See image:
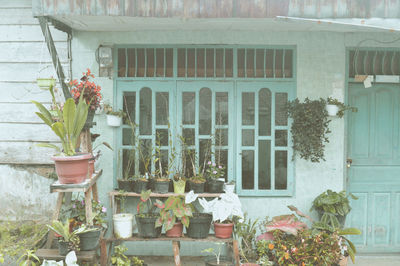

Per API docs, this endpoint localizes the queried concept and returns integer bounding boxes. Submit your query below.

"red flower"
[69,68,102,111]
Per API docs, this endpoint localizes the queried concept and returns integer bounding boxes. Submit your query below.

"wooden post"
[85,187,93,225]
[100,238,107,266]
[232,240,240,266]
[92,183,99,202]
[172,240,181,266]
[46,192,64,248]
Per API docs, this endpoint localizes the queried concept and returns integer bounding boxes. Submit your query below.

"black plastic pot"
[204,256,234,266]
[117,179,134,192]
[58,240,70,256]
[153,180,170,193]
[187,213,212,239]
[79,227,102,251]
[135,214,162,238]
[207,179,224,193]
[188,181,206,193]
[133,179,149,193]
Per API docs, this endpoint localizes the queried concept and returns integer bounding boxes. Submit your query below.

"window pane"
[123,92,136,125]
[122,128,135,146]
[242,129,254,146]
[122,149,135,179]
[275,151,287,190]
[259,88,271,136]
[156,92,169,125]
[216,92,228,125]
[275,49,283,78]
[275,93,288,126]
[215,149,228,181]
[265,49,274,77]
[246,49,255,78]
[156,129,168,146]
[139,139,152,175]
[284,50,293,78]
[259,140,271,189]
[146,48,155,77]
[242,92,255,125]
[215,129,228,146]
[182,128,195,146]
[182,92,195,125]
[140,88,152,135]
[196,48,205,77]
[118,48,126,77]
[187,48,195,77]
[137,48,145,77]
[206,48,214,77]
[178,48,185,77]
[165,48,173,77]
[237,49,245,77]
[242,150,254,189]
[275,130,288,146]
[184,149,195,178]
[199,139,212,172]
[127,48,136,77]
[156,48,164,77]
[155,149,168,178]
[255,49,264,78]
[199,87,212,135]
[225,49,233,77]
[215,48,224,77]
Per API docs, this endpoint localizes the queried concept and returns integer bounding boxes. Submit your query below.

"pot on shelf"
[186,213,212,239]
[207,179,224,193]
[58,240,71,256]
[117,179,134,192]
[214,222,234,239]
[153,179,170,193]
[79,227,102,251]
[133,179,149,193]
[52,153,91,184]
[166,222,183,238]
[188,180,206,193]
[113,213,133,238]
[106,114,122,127]
[135,214,162,238]
[173,180,186,194]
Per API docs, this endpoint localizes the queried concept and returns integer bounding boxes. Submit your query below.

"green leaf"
[63,98,76,138]
[339,228,361,236]
[155,216,163,228]
[35,143,61,152]
[31,101,52,126]
[34,112,53,127]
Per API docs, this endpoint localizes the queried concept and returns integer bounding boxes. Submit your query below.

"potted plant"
[117,121,136,192]
[185,191,213,239]
[104,104,125,127]
[202,243,234,266]
[113,191,133,238]
[224,181,235,194]
[234,214,259,266]
[32,85,90,184]
[36,77,56,90]
[311,190,358,229]
[152,131,175,193]
[111,244,146,266]
[132,174,149,193]
[326,97,357,118]
[206,161,226,193]
[155,195,193,237]
[46,220,97,256]
[199,191,243,239]
[17,249,40,266]
[69,69,102,129]
[136,189,163,238]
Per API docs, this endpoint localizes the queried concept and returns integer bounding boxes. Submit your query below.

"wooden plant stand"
[100,191,240,266]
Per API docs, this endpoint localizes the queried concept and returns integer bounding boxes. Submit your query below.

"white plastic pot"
[107,115,122,127]
[224,183,235,194]
[113,213,133,238]
[36,78,56,90]
[326,104,339,116]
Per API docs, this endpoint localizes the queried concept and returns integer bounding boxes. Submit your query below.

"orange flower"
[282,245,287,250]
[268,243,274,250]
[284,252,289,260]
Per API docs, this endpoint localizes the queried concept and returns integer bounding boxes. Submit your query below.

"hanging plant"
[287,98,331,163]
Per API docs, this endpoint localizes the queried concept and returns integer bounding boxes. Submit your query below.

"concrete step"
[350,255,400,266]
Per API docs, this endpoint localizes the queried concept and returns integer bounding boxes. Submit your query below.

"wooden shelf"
[36,249,97,262]
[50,170,103,193]
[103,234,234,243]
[109,190,222,198]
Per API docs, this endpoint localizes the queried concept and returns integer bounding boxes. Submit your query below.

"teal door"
[347,83,400,252]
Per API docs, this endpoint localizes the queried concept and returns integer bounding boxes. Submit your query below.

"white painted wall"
[70,28,400,255]
[0,0,69,220]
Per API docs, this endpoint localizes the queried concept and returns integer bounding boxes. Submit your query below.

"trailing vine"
[287,98,331,162]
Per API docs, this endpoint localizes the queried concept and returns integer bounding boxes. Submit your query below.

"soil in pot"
[58,240,71,256]
[188,180,206,193]
[117,179,134,192]
[207,179,224,193]
[52,153,91,184]
[204,256,234,266]
[214,222,234,239]
[79,227,102,251]
[166,222,183,238]
[133,179,148,193]
[153,179,170,193]
[135,214,162,238]
[187,213,212,239]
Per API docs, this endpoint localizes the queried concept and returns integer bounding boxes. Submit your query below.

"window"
[116,46,295,196]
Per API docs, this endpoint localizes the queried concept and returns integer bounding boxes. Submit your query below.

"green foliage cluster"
[111,245,144,266]
[234,214,259,263]
[287,98,331,162]
[17,250,40,266]
[155,196,193,231]
[327,97,358,118]
[60,198,107,228]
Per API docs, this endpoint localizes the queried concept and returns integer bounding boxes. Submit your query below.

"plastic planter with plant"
[113,191,133,239]
[234,214,259,265]
[202,243,234,266]
[185,191,213,239]
[136,189,164,238]
[326,97,357,118]
[32,85,90,184]
[104,104,125,127]
[206,161,226,193]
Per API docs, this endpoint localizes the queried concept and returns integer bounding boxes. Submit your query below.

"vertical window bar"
[124,48,128,77]
[223,48,226,78]
[263,49,266,78]
[204,48,206,77]
[151,90,156,173]
[211,90,216,169]
[195,90,200,167]
[185,48,188,78]
[273,49,276,78]
[270,92,276,190]
[135,48,138,77]
[254,90,259,190]
[154,48,156,77]
[144,48,147,77]
[195,48,197,78]
[253,48,256,78]
[135,91,140,175]
[164,48,166,77]
[214,48,216,77]
[282,50,286,78]
[244,49,247,78]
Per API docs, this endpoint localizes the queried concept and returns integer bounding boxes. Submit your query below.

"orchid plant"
[206,161,225,180]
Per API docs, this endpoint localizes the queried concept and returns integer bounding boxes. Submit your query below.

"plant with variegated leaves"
[136,189,164,217]
[155,195,193,231]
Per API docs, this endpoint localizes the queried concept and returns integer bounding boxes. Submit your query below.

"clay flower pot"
[166,222,183,238]
[214,222,234,239]
[52,153,91,184]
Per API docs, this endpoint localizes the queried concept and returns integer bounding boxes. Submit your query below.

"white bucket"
[113,213,133,238]
[326,104,339,116]
[224,184,235,194]
[107,115,122,127]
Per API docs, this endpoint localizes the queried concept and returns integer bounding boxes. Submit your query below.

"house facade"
[1,0,400,256]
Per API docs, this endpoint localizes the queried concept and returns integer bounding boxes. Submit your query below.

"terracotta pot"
[166,222,183,238]
[88,157,95,178]
[338,256,348,266]
[52,153,91,184]
[214,222,233,239]
[241,263,259,266]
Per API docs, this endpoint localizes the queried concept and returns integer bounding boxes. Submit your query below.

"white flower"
[185,190,198,204]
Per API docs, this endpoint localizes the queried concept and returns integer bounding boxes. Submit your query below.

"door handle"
[346,158,353,168]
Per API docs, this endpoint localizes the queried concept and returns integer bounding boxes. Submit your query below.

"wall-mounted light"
[96,45,113,77]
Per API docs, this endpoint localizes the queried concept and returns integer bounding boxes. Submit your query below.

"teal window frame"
[113,45,296,197]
